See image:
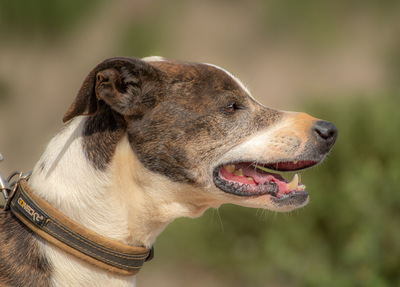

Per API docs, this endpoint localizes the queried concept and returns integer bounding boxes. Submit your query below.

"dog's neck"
[28,117,217,286]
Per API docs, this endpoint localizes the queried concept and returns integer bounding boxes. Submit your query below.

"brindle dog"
[0,57,337,287]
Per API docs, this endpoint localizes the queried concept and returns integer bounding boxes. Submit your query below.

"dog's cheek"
[125,117,228,184]
[126,124,193,183]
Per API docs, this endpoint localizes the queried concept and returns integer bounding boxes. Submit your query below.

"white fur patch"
[142,56,165,62]
[30,118,135,287]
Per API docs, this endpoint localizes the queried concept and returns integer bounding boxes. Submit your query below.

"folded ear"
[63,57,164,122]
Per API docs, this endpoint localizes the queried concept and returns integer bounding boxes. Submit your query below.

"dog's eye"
[222,103,238,114]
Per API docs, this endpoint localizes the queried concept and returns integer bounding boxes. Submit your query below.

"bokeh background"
[1,0,400,286]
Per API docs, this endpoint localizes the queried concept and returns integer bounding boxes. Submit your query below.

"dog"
[0,56,337,287]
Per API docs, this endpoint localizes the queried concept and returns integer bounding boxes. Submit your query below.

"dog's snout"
[313,120,338,149]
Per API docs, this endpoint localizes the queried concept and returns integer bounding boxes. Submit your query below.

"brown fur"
[0,212,51,287]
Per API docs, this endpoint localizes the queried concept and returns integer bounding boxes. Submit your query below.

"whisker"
[215,208,224,232]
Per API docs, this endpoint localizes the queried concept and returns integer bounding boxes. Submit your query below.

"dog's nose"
[313,120,338,150]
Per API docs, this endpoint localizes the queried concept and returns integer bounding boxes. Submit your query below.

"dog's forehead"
[204,63,252,96]
[143,57,250,95]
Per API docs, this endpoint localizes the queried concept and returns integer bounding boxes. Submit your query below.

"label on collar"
[11,188,47,227]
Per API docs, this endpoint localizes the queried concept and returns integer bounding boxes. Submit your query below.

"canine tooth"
[293,160,298,164]
[234,168,244,177]
[286,174,299,190]
[247,177,254,181]
[225,165,235,173]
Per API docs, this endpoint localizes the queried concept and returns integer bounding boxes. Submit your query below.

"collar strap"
[9,179,153,276]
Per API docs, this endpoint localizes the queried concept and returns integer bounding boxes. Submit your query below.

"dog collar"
[7,179,153,276]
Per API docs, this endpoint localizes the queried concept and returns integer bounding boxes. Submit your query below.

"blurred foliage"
[119,18,167,58]
[119,22,164,58]
[387,39,400,89]
[261,0,400,49]
[0,0,102,41]
[153,94,400,287]
[117,2,181,57]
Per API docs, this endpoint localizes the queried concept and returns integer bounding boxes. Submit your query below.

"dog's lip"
[212,160,318,200]
[254,160,320,172]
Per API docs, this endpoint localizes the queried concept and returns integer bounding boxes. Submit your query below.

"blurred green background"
[1,0,399,286]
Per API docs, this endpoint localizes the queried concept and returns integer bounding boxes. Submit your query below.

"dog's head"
[64,57,337,212]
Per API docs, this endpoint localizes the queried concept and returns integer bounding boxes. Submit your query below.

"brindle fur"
[83,106,126,170]
[0,212,51,287]
[75,58,283,183]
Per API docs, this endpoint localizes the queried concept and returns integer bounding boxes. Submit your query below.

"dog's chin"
[212,160,319,211]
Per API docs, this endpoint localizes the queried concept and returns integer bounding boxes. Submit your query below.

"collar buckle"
[0,152,31,211]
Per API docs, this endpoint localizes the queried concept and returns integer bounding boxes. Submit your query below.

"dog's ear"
[63,57,164,122]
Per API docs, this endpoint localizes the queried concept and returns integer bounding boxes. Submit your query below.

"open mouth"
[213,160,318,201]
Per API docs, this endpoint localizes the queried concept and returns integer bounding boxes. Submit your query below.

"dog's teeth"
[224,165,235,173]
[293,160,298,164]
[247,177,254,181]
[286,174,299,190]
[234,168,244,177]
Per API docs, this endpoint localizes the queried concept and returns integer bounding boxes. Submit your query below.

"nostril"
[314,121,338,143]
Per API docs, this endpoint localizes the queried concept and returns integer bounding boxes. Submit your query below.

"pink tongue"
[219,166,279,185]
[219,167,255,185]
[219,165,294,196]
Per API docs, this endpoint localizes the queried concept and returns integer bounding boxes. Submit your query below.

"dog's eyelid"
[221,102,240,114]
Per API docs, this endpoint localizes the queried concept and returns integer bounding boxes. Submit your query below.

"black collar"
[6,179,153,276]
